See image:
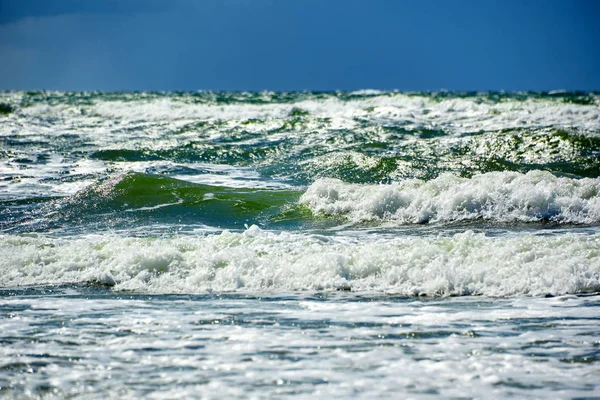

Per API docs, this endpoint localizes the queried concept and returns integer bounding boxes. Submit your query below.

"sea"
[1,90,599,399]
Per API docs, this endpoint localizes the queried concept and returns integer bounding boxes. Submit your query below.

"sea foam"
[300,171,600,224]
[1,227,599,297]
[9,92,598,134]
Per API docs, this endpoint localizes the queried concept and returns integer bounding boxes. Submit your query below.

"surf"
[1,227,599,297]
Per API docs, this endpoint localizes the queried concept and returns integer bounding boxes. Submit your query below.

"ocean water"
[1,90,599,398]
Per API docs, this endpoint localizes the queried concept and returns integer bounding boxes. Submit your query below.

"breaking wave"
[1,227,599,297]
[301,171,600,224]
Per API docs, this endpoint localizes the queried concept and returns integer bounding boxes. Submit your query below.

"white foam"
[2,91,599,202]
[6,92,600,137]
[95,94,598,134]
[300,171,600,224]
[0,155,105,199]
[1,228,599,296]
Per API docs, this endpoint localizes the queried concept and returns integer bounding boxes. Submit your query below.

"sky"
[0,0,599,92]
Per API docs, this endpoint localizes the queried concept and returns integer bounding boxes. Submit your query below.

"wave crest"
[300,171,600,224]
[1,228,599,297]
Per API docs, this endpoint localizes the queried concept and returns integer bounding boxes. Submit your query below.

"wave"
[10,91,600,133]
[5,170,600,234]
[2,173,304,233]
[1,227,599,297]
[301,171,600,224]
[3,91,599,204]
[82,128,600,186]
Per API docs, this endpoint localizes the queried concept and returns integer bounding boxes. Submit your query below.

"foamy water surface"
[1,91,599,398]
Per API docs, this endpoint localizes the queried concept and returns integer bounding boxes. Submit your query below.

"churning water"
[1,91,599,398]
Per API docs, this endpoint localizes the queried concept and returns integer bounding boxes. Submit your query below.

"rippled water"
[1,91,600,398]
[2,288,599,399]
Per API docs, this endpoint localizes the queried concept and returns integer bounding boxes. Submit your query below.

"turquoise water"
[1,91,599,398]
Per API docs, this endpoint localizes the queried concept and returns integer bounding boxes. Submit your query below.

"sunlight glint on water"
[1,91,599,398]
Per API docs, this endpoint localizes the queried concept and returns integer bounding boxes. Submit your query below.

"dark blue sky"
[1,0,599,91]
